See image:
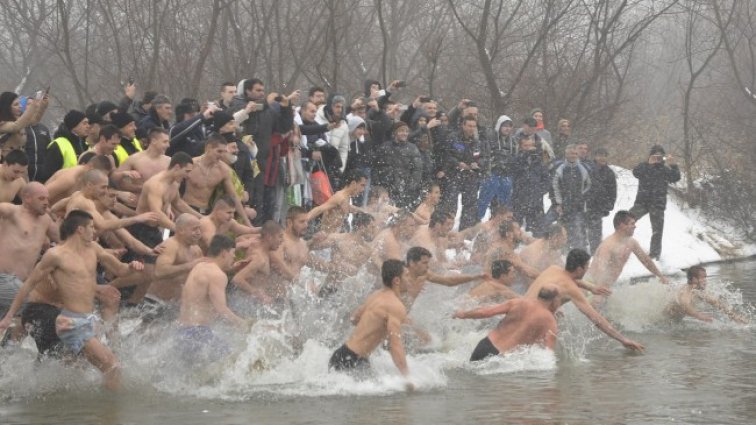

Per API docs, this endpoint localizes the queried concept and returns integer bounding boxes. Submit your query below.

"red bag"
[310,164,333,205]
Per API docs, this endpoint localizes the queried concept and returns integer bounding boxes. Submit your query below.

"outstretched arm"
[632,240,668,284]
[454,300,513,319]
[570,288,645,352]
[428,270,485,287]
[697,293,749,324]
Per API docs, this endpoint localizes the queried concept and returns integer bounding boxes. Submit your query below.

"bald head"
[81,169,107,186]
[20,181,47,199]
[175,213,200,229]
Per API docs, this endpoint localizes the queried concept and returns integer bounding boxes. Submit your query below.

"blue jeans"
[562,211,587,252]
[477,175,512,219]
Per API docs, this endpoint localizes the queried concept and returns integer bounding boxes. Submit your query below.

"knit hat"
[86,112,103,126]
[213,111,234,131]
[96,101,118,117]
[111,112,135,128]
[649,145,665,156]
[392,121,409,133]
[64,110,86,129]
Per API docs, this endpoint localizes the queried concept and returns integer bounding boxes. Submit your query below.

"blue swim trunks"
[55,310,98,354]
[175,326,231,363]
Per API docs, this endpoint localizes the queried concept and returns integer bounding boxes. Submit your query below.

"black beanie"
[213,111,234,131]
[649,145,665,156]
[111,112,135,129]
[96,101,118,117]
[64,110,86,129]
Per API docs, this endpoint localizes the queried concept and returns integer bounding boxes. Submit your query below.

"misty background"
[0,0,753,238]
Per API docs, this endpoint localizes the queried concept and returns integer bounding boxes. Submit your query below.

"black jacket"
[373,139,423,207]
[229,97,293,172]
[168,115,208,157]
[138,108,170,134]
[587,164,617,216]
[438,130,482,179]
[480,134,516,177]
[632,162,681,210]
[24,124,51,182]
[39,125,88,182]
[511,150,550,212]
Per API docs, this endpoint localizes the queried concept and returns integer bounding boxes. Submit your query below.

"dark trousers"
[629,203,665,258]
[441,173,480,231]
[562,211,587,252]
[514,204,545,238]
[586,212,604,254]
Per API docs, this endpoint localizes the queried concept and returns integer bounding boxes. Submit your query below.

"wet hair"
[343,168,367,185]
[85,155,113,172]
[148,127,168,142]
[286,206,307,221]
[352,212,374,229]
[687,265,706,283]
[212,195,235,210]
[260,220,283,237]
[3,149,28,166]
[498,220,516,238]
[207,234,235,257]
[613,210,636,229]
[491,260,513,279]
[538,286,559,301]
[206,133,228,149]
[169,152,193,169]
[545,223,565,240]
[98,124,120,142]
[60,210,94,240]
[381,259,405,288]
[565,249,591,272]
[406,246,432,264]
[429,210,453,228]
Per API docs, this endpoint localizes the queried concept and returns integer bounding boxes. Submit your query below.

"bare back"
[488,298,556,352]
[178,262,228,326]
[148,237,202,301]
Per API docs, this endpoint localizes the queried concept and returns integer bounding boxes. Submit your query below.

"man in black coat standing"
[629,145,681,260]
[585,147,617,254]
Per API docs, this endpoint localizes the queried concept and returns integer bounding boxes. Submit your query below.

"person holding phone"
[628,144,681,260]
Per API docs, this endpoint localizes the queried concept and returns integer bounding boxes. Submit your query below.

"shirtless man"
[132,152,200,255]
[313,212,378,296]
[230,221,285,307]
[306,169,368,233]
[0,210,145,390]
[114,127,171,191]
[269,206,315,282]
[145,214,206,310]
[183,134,250,226]
[413,182,442,224]
[519,223,568,273]
[467,205,514,263]
[483,221,541,281]
[409,210,455,267]
[585,210,669,306]
[176,234,246,361]
[64,169,159,233]
[402,246,485,309]
[329,259,414,391]
[46,155,113,204]
[665,265,748,324]
[524,249,645,352]
[467,260,520,301]
[370,209,416,271]
[198,196,259,253]
[0,183,59,325]
[454,285,561,361]
[0,150,29,204]
[363,186,399,228]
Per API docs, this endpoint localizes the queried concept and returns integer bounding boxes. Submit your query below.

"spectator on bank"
[511,135,550,237]
[586,147,617,254]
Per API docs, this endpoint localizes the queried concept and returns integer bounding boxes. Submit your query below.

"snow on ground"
[460,165,756,282]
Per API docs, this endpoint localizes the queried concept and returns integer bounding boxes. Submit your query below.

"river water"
[1,260,755,425]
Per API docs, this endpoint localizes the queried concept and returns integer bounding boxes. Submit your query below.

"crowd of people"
[0,78,746,391]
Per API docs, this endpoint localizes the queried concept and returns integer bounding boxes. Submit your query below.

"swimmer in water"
[584,210,669,306]
[454,284,561,360]
[329,259,414,391]
[664,265,748,324]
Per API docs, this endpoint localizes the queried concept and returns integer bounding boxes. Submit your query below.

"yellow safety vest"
[47,137,78,169]
[113,137,143,165]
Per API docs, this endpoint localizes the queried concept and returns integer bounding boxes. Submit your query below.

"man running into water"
[329,259,414,391]
[585,210,669,306]
[665,265,748,324]
[0,210,144,390]
[114,127,171,191]
[413,182,442,224]
[176,235,247,362]
[454,285,561,360]
[467,260,520,302]
[230,221,285,309]
[306,169,368,233]
[370,209,416,270]
[519,223,568,274]
[524,249,645,352]
[483,220,540,281]
[403,246,485,309]
[198,196,259,253]
[409,210,456,267]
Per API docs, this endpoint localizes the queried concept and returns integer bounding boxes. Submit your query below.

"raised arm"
[427,270,484,287]
[454,300,513,319]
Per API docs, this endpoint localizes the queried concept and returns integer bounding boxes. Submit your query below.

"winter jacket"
[168,114,208,157]
[587,164,617,216]
[138,108,170,134]
[228,80,294,172]
[315,96,349,173]
[632,162,681,210]
[437,129,482,179]
[39,125,88,182]
[511,150,550,212]
[480,115,516,177]
[373,139,423,206]
[552,160,591,214]
[24,124,51,182]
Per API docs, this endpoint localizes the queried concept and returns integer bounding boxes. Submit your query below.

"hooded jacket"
[480,115,516,177]
[315,94,349,173]
[228,79,294,172]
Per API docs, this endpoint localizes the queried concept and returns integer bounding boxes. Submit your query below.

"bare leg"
[82,337,121,391]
